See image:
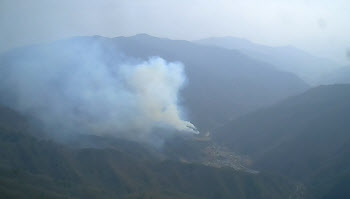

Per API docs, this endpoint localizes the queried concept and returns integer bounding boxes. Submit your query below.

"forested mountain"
[215,84,350,198]
[1,0,348,198]
[2,35,349,199]
[0,34,308,132]
[111,34,309,130]
[0,105,297,199]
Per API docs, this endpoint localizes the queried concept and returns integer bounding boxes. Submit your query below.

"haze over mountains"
[321,66,350,84]
[0,34,308,134]
[0,34,350,199]
[196,37,344,85]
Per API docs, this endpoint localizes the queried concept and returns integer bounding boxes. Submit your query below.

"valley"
[0,34,349,199]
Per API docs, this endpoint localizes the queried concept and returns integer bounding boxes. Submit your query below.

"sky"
[1,0,350,64]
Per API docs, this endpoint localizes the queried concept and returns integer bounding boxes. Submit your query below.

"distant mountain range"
[196,37,342,84]
[1,34,350,199]
[215,84,350,199]
[0,34,308,132]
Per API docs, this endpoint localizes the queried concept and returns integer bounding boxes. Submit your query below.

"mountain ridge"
[0,34,308,132]
[0,104,298,199]
[214,84,350,198]
[196,36,341,84]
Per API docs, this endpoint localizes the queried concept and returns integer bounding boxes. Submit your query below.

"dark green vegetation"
[0,106,296,199]
[215,84,350,198]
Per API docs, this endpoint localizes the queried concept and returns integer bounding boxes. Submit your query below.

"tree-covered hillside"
[215,84,350,198]
[0,106,296,199]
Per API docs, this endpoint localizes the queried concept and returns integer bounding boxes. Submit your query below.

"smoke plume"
[0,38,198,142]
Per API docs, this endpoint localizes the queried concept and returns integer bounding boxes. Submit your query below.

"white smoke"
[120,58,198,134]
[0,39,198,142]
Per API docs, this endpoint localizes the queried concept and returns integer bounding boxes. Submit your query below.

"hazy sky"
[1,0,350,64]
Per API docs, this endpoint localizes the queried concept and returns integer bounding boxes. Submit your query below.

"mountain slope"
[111,34,308,130]
[215,84,350,198]
[320,66,350,84]
[0,106,297,199]
[0,34,308,132]
[196,37,341,84]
